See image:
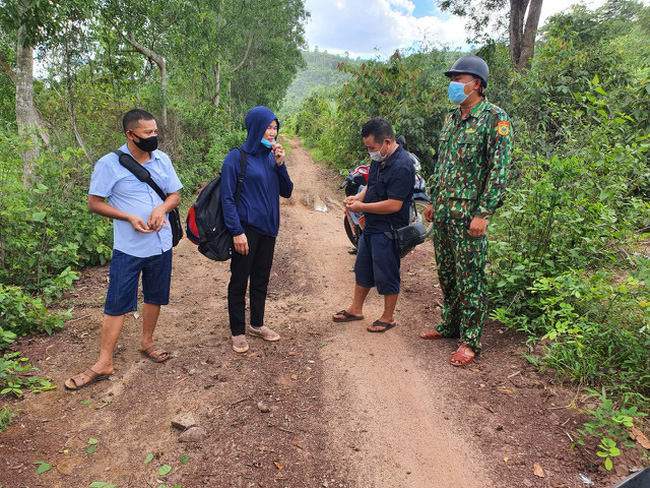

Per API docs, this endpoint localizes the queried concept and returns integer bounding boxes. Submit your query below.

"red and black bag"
[186,148,246,261]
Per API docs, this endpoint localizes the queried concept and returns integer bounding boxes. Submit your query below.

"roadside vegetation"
[291,0,650,469]
[0,0,307,431]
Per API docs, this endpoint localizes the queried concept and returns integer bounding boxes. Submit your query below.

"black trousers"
[228,226,276,336]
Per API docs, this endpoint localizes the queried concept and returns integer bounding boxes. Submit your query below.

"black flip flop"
[332,310,364,322]
[367,320,398,333]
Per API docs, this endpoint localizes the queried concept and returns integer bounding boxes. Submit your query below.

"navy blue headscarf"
[241,106,280,154]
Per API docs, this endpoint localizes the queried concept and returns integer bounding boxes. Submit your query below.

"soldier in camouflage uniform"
[422,55,513,367]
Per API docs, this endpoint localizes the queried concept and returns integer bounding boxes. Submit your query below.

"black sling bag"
[114,150,183,246]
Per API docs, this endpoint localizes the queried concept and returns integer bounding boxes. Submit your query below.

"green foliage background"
[293,0,650,425]
[0,0,307,347]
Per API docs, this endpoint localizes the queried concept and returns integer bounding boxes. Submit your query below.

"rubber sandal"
[332,310,364,322]
[451,343,475,367]
[367,320,397,333]
[64,368,112,391]
[140,345,171,363]
[420,328,444,340]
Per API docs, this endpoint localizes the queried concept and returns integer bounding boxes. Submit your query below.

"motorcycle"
[339,136,434,252]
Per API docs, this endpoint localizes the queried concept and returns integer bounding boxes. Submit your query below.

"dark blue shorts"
[355,232,401,295]
[104,249,173,316]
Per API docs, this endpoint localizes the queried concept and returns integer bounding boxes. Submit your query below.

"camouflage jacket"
[431,99,513,222]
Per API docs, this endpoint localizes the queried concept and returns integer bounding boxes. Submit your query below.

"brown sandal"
[420,328,444,340]
[140,345,171,363]
[450,343,475,367]
[64,368,112,391]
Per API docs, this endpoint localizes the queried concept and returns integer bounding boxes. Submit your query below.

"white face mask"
[369,141,388,162]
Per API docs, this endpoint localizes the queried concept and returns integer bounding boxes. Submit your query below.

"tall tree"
[173,0,308,115]
[101,0,185,129]
[0,0,58,185]
[439,0,543,69]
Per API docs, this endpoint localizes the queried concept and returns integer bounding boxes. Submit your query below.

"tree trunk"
[509,0,527,67]
[509,0,544,69]
[519,0,544,69]
[213,60,221,107]
[15,23,39,188]
[125,35,168,127]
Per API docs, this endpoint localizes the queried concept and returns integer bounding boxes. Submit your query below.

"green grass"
[0,406,15,433]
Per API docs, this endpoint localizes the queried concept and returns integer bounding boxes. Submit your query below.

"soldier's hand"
[424,204,434,222]
[469,217,488,238]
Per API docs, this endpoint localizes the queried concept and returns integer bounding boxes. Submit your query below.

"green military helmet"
[444,55,489,88]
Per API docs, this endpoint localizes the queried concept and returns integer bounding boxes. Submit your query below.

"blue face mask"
[448,80,475,105]
[260,138,275,149]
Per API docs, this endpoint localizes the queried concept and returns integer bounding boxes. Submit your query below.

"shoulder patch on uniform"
[497,120,510,136]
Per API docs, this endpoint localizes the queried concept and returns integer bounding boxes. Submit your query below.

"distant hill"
[279,50,362,119]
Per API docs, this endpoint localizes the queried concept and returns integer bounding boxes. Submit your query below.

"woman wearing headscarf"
[220,106,294,353]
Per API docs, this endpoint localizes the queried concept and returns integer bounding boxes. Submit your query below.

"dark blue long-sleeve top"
[220,106,293,237]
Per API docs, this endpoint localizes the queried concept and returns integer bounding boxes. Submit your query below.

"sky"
[303,0,610,58]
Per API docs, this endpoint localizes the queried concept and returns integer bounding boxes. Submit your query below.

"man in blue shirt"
[65,109,182,390]
[333,118,415,332]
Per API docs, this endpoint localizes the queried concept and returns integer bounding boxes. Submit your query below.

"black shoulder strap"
[115,150,168,202]
[234,147,247,204]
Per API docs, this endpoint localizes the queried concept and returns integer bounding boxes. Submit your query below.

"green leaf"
[592,74,600,85]
[179,455,189,464]
[89,482,115,488]
[88,438,99,445]
[605,457,613,471]
[34,461,53,474]
[86,444,96,454]
[158,464,172,475]
[80,400,91,405]
[31,211,47,222]
[144,453,155,464]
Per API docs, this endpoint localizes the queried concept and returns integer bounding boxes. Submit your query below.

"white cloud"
[304,0,645,59]
[304,0,468,58]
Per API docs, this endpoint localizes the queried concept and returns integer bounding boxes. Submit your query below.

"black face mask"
[131,133,158,153]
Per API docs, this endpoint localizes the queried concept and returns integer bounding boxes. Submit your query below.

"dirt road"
[0,138,610,488]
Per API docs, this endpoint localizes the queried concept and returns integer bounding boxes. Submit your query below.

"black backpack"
[186,148,246,261]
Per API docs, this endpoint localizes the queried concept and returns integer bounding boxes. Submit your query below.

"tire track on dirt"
[282,138,496,488]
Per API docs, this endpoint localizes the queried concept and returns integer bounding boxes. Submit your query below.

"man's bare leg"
[333,284,371,320]
[140,303,168,361]
[367,294,398,331]
[64,314,124,388]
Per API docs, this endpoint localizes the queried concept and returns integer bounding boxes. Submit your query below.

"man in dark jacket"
[333,118,415,332]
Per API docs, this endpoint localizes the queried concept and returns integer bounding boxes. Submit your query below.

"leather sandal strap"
[142,345,168,359]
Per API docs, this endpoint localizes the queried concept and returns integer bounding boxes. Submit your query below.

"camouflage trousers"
[432,219,488,352]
